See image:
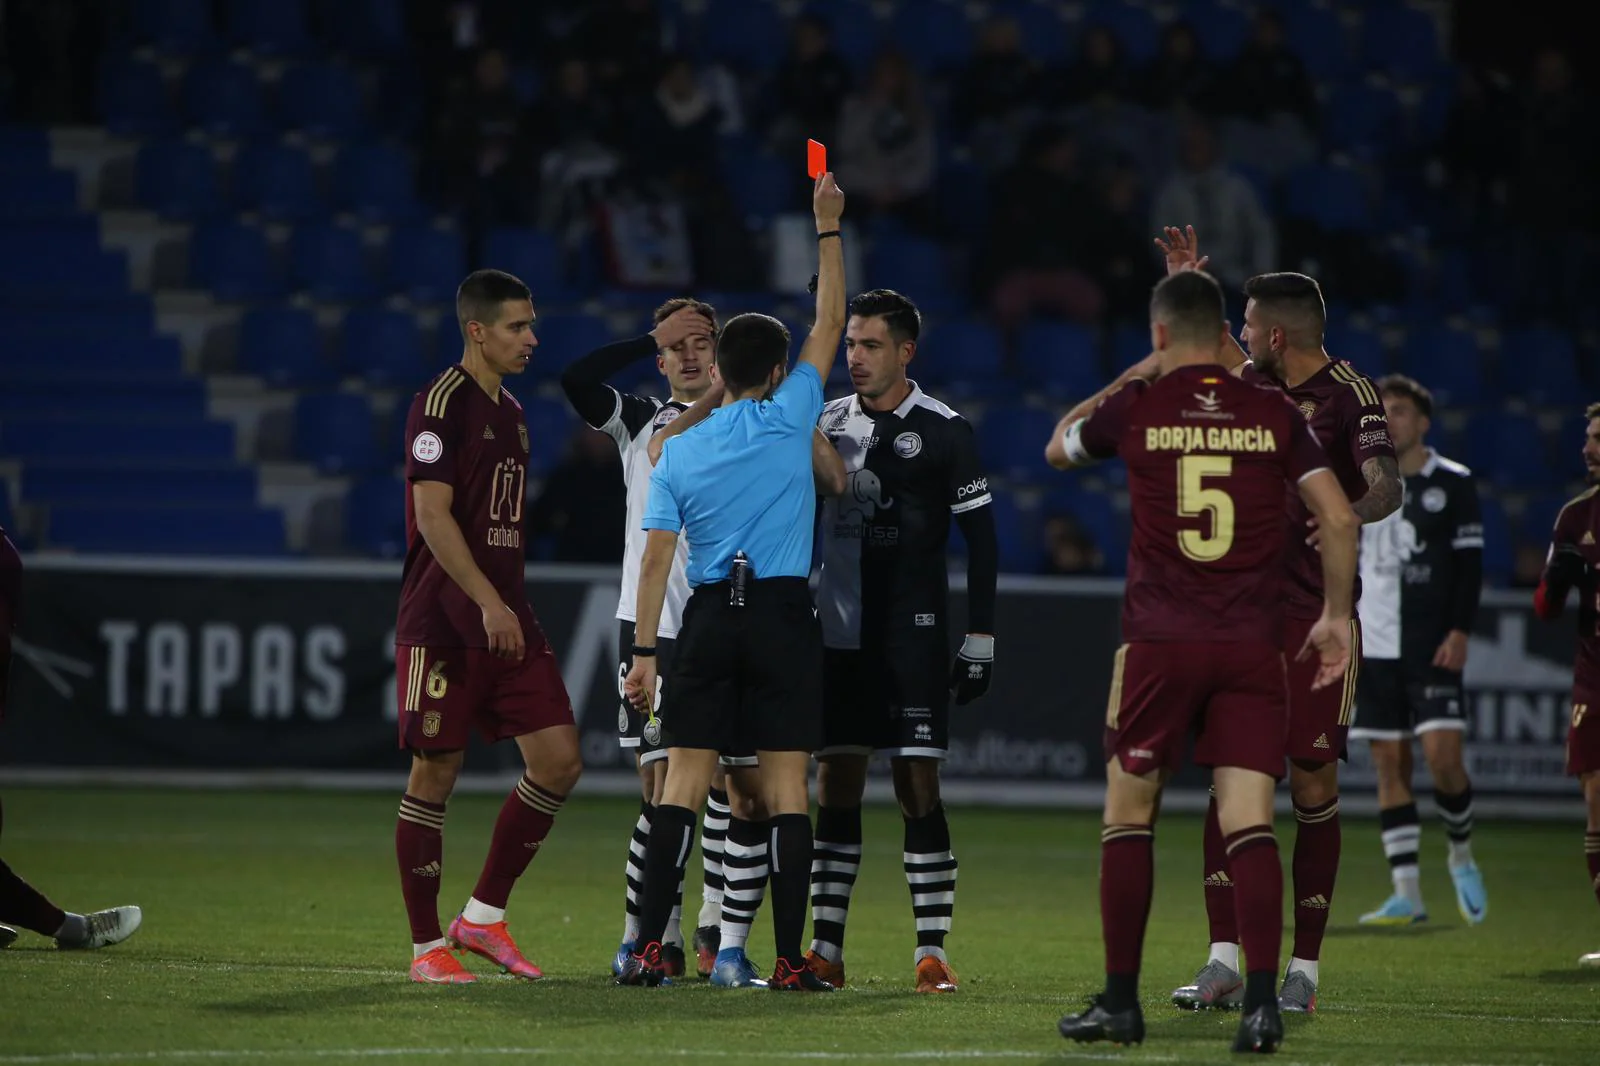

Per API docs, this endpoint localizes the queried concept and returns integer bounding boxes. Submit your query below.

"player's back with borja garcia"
[1082,364,1331,645]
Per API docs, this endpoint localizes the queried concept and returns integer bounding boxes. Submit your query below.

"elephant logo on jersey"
[1368,515,1426,578]
[836,469,894,540]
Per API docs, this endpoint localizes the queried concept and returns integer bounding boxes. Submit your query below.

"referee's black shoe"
[614,941,670,987]
[1058,994,1144,1046]
[1231,1001,1283,1054]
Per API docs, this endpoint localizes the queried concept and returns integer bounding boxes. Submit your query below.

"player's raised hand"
[481,601,525,660]
[813,171,845,225]
[650,305,716,352]
[1154,225,1210,275]
[1297,615,1351,691]
[624,658,658,713]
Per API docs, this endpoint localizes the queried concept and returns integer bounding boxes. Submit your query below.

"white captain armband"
[1062,418,1100,467]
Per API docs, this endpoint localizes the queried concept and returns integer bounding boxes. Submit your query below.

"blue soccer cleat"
[1449,862,1488,925]
[611,940,635,977]
[1358,893,1428,926]
[710,946,768,988]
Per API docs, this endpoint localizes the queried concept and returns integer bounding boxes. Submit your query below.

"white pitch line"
[0,1050,1135,1065]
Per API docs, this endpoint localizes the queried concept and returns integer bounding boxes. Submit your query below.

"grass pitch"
[0,787,1595,1065]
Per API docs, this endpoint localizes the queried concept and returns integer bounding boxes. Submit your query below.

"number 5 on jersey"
[1177,455,1235,562]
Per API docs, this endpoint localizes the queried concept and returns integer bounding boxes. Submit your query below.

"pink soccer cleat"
[447,915,544,980]
[410,945,476,984]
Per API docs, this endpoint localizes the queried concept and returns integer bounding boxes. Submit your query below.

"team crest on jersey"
[1421,487,1448,513]
[422,711,441,738]
[517,424,529,453]
[1298,400,1318,420]
[893,432,922,458]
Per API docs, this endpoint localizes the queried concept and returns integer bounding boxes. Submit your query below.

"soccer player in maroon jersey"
[1045,269,1359,1053]
[1531,402,1600,966]
[1150,227,1401,1013]
[394,270,582,984]
[0,529,142,952]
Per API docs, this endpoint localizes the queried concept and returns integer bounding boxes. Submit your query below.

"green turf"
[0,787,1595,1065]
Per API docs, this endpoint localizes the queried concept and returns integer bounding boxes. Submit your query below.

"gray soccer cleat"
[0,924,17,949]
[56,906,142,950]
[1278,969,1317,1014]
[1171,959,1244,1010]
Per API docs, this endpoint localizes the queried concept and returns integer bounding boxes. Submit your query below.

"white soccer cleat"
[1580,950,1600,968]
[0,924,18,949]
[57,906,142,950]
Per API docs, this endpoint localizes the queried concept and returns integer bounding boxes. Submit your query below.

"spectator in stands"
[983,124,1105,331]
[1431,68,1515,234]
[1150,118,1276,303]
[1059,24,1132,110]
[1216,9,1317,130]
[1086,162,1162,326]
[1141,21,1221,116]
[530,57,624,232]
[580,0,668,99]
[1043,514,1102,576]
[528,427,626,564]
[769,13,852,150]
[633,55,723,188]
[953,16,1042,171]
[836,51,936,233]
[438,47,535,233]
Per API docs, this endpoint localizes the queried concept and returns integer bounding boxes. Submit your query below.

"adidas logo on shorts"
[1298,894,1330,910]
[1313,733,1331,750]
[411,861,442,878]
[1203,870,1233,888]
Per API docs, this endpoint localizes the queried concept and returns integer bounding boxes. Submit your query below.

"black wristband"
[631,644,656,657]
[817,230,842,241]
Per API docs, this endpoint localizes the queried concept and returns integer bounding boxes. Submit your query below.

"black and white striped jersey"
[597,390,692,637]
[815,383,990,650]
[1358,450,1484,661]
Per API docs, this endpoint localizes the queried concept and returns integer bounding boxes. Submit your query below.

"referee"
[617,172,846,992]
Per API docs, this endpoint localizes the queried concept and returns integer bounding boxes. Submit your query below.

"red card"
[807,139,827,179]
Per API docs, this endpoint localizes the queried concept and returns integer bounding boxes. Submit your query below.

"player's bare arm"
[648,380,724,466]
[1295,469,1359,689]
[812,428,847,496]
[411,480,524,660]
[624,528,678,714]
[1056,356,1160,431]
[1351,455,1403,523]
[797,172,847,382]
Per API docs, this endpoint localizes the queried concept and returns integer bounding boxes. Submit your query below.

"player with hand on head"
[803,288,997,994]
[394,270,583,984]
[1046,268,1359,1053]
[0,531,142,953]
[1531,403,1600,966]
[1350,375,1487,928]
[1152,225,1401,1015]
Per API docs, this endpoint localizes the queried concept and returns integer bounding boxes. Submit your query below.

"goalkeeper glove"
[949,635,994,706]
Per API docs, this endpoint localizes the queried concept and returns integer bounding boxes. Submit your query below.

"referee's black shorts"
[663,577,822,754]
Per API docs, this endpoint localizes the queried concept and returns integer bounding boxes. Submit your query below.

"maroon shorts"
[1566,690,1600,777]
[0,533,19,724]
[396,639,574,751]
[1104,641,1289,780]
[1283,614,1362,763]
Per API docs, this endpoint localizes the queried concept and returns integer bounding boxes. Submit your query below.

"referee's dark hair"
[457,269,531,339]
[654,296,720,333]
[1243,271,1327,344]
[1150,268,1226,346]
[848,289,922,347]
[1378,374,1434,419]
[715,312,792,394]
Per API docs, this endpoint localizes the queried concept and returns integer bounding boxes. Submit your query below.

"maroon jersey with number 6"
[1242,358,1394,619]
[397,365,535,648]
[1078,364,1332,645]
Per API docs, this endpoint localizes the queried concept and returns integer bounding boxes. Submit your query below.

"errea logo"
[956,478,988,498]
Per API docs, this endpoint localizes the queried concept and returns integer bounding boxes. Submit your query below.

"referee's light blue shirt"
[643,362,824,586]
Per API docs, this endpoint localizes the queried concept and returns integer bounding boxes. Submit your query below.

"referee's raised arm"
[799,172,847,382]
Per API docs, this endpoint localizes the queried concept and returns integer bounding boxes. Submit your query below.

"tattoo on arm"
[1351,456,1402,523]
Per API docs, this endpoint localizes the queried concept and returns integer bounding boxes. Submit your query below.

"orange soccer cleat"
[446,915,544,980]
[410,945,477,984]
[803,949,845,989]
[915,955,959,993]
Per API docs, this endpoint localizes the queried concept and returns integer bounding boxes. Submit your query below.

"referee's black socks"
[637,803,697,949]
[769,812,813,968]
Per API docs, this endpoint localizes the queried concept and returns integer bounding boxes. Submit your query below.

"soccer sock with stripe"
[395,793,446,950]
[637,803,696,948]
[809,804,862,963]
[1291,797,1340,969]
[769,813,814,969]
[1379,801,1423,908]
[719,815,769,952]
[1200,790,1239,961]
[1100,824,1154,1014]
[622,799,652,943]
[904,805,958,966]
[1434,786,1475,867]
[1224,826,1283,1012]
[1586,831,1600,907]
[464,775,565,923]
[697,786,730,929]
